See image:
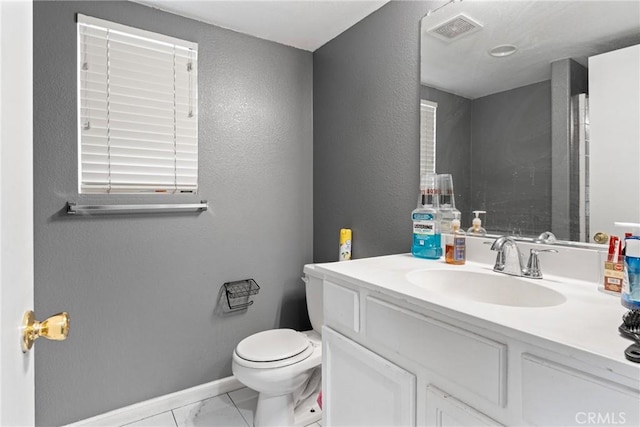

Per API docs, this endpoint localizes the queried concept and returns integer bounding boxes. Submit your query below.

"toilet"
[232,265,323,427]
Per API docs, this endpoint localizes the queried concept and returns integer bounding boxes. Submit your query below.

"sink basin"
[406,269,566,307]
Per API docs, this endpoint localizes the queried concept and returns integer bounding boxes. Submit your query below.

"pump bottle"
[412,174,442,260]
[445,213,466,265]
[467,210,487,236]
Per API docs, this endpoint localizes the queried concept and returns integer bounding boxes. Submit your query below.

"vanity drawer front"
[324,280,360,333]
[365,297,507,407]
[521,354,639,426]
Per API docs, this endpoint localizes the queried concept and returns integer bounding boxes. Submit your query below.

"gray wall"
[470,80,552,236]
[33,1,313,425]
[420,85,472,225]
[421,81,552,236]
[313,1,434,263]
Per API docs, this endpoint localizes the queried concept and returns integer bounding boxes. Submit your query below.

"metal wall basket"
[223,279,260,311]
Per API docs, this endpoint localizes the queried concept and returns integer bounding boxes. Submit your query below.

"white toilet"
[232,265,323,427]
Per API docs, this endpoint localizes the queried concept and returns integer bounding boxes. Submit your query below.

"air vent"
[427,13,482,42]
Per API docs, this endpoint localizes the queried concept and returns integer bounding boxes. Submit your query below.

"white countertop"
[311,253,640,383]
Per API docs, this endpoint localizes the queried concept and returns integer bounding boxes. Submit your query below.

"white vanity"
[314,238,640,426]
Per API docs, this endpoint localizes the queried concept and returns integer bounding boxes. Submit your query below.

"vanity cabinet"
[323,327,416,426]
[425,386,502,427]
[520,354,638,426]
[322,278,640,426]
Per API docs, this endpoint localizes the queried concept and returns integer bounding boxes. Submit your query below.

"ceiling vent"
[427,13,483,42]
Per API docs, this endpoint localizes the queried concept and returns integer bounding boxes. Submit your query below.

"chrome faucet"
[490,236,525,276]
[490,236,558,279]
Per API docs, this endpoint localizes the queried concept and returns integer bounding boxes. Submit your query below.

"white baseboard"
[65,376,243,427]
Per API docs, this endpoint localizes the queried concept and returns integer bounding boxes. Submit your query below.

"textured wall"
[313,1,434,263]
[470,81,552,236]
[33,1,313,425]
[422,82,552,235]
[420,85,472,226]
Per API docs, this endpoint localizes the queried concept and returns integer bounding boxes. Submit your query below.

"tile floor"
[123,387,322,427]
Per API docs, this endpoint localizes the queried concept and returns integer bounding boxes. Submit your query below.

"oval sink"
[406,269,566,308]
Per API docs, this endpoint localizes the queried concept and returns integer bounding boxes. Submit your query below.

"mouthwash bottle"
[412,174,442,259]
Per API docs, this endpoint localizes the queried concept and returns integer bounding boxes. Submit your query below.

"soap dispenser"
[445,212,466,265]
[467,211,487,236]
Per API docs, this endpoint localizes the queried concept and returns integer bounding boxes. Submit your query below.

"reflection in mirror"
[420,0,640,243]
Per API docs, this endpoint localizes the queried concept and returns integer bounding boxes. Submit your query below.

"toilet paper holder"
[223,279,260,311]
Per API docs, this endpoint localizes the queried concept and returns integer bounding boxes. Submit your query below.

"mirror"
[420,0,640,243]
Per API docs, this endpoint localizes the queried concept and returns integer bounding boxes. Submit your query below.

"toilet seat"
[234,329,314,369]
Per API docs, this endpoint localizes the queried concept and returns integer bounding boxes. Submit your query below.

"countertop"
[311,253,640,384]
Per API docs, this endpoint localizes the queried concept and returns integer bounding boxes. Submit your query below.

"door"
[0,1,34,425]
[589,45,640,240]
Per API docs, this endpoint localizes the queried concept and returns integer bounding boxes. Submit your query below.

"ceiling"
[134,0,390,51]
[420,0,640,99]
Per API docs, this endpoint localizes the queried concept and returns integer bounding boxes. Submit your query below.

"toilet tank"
[303,264,323,334]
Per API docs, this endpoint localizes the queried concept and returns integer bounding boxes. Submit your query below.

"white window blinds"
[420,100,437,176]
[78,15,198,194]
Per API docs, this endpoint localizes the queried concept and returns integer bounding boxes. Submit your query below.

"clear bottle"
[467,210,487,236]
[438,174,461,234]
[412,174,442,260]
[622,231,640,310]
[445,213,466,265]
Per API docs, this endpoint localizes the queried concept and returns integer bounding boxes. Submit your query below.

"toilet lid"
[236,329,310,362]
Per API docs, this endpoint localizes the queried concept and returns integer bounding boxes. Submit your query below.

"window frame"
[77,14,199,195]
[420,99,437,177]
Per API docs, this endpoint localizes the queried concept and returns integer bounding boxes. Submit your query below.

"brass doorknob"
[593,232,609,244]
[22,310,69,353]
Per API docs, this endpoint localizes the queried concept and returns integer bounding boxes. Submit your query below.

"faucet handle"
[536,231,557,244]
[526,249,558,279]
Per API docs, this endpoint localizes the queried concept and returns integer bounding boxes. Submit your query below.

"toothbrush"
[608,236,618,262]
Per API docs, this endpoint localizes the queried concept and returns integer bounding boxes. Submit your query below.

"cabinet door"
[425,386,503,427]
[521,354,639,426]
[323,327,416,426]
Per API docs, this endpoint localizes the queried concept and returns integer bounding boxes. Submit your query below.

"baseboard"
[65,376,243,427]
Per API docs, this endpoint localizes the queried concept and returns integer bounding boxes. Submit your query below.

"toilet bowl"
[231,266,323,427]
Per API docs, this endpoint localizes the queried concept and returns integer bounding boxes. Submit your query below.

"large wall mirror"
[420,0,640,243]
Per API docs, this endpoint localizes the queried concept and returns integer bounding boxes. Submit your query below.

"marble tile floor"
[122,387,322,427]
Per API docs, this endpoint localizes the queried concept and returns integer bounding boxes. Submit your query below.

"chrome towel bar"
[66,201,208,215]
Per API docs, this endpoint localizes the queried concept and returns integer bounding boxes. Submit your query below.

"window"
[77,15,198,194]
[420,100,437,177]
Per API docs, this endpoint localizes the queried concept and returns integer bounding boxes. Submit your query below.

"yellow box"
[603,261,624,293]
